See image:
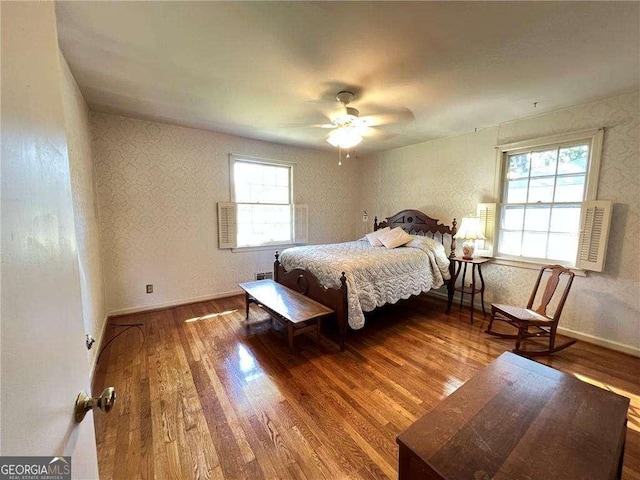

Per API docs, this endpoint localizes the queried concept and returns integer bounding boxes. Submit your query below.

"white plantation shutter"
[476,203,497,257]
[576,200,612,272]
[217,202,237,249]
[293,204,309,244]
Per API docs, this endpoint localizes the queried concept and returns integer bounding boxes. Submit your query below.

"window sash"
[233,159,292,205]
[229,155,295,248]
[498,203,582,262]
[236,203,293,247]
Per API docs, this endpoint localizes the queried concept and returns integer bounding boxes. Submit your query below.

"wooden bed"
[274,209,457,350]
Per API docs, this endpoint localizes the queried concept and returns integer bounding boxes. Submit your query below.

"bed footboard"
[274,252,349,351]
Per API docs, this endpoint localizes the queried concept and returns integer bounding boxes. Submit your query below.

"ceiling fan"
[313,90,413,149]
[281,89,414,150]
[318,91,372,149]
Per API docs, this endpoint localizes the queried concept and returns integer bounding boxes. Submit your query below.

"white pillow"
[405,235,441,251]
[365,227,390,247]
[379,227,413,249]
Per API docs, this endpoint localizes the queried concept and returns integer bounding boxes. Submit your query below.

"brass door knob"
[75,387,116,423]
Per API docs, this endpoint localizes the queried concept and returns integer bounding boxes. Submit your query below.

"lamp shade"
[327,127,363,149]
[454,216,485,240]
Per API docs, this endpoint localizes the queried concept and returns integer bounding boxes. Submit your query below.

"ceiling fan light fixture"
[327,127,363,149]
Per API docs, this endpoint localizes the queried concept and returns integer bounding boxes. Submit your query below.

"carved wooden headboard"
[374,209,457,258]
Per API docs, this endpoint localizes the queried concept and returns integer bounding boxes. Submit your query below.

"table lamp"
[454,216,485,260]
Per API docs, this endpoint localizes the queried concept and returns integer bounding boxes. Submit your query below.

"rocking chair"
[485,264,576,356]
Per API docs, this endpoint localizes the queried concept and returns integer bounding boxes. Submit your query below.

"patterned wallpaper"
[361,91,639,352]
[91,113,361,313]
[59,53,107,368]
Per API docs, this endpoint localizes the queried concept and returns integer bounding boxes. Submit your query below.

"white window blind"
[217,202,237,249]
[294,204,309,244]
[575,200,612,272]
[476,203,496,257]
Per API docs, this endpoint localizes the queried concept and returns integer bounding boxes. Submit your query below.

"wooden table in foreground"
[397,352,630,480]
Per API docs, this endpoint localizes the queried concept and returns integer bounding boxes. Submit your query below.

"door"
[1,2,99,478]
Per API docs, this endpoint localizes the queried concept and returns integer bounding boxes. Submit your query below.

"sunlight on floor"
[238,344,263,382]
[184,309,238,323]
[443,377,464,396]
[573,372,640,433]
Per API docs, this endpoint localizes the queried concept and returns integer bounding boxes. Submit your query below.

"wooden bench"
[238,279,334,351]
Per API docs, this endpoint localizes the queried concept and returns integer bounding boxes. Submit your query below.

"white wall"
[361,92,640,355]
[59,53,107,369]
[91,113,362,314]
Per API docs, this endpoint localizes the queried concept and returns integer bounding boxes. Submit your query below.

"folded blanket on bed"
[279,236,451,329]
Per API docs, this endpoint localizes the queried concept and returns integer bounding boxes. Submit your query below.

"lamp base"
[462,242,475,260]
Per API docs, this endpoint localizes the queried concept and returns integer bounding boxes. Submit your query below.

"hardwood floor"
[93,294,640,480]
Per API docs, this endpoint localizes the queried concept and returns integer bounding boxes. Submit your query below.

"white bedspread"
[279,236,451,329]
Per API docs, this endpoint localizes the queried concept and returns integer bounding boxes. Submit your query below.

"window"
[233,158,293,247]
[484,129,611,271]
[217,155,307,249]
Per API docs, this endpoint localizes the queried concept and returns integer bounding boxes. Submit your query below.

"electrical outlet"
[146,284,153,294]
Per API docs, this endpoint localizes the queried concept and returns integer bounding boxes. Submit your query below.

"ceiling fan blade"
[359,107,415,127]
[321,103,348,122]
[278,108,333,129]
[278,123,335,129]
[303,100,346,125]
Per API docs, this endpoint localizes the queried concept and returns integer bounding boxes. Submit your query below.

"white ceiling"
[56,1,639,154]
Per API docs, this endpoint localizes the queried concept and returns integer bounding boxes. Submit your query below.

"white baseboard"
[556,326,640,358]
[107,289,244,317]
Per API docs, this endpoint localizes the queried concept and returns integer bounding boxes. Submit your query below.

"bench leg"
[287,323,294,352]
[316,318,322,342]
[245,293,251,332]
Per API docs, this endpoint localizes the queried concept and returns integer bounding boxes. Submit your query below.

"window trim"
[491,128,604,267]
[231,244,297,254]
[228,154,297,249]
